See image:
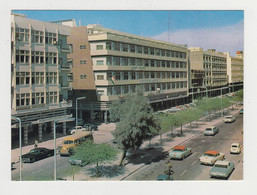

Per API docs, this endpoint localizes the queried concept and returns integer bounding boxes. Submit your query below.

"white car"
[224,115,236,123]
[230,143,242,154]
[69,126,86,134]
[204,126,219,136]
[200,150,225,165]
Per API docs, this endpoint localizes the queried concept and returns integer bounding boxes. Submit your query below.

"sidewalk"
[11,105,242,180]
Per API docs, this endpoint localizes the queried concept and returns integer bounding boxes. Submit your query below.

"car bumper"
[200,161,214,165]
[210,172,227,178]
[170,155,183,159]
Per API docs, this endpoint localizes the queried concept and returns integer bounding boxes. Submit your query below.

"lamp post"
[220,87,228,117]
[53,117,74,181]
[11,116,22,181]
[76,97,86,127]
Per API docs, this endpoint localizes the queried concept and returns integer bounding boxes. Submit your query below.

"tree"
[110,91,159,166]
[72,141,118,176]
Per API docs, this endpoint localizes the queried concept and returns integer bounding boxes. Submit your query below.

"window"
[116,86,121,95]
[97,75,104,80]
[161,50,166,56]
[107,72,113,80]
[161,61,166,68]
[144,59,149,67]
[46,72,57,84]
[155,49,160,56]
[150,84,155,91]
[151,72,155,79]
[130,85,136,93]
[96,45,103,50]
[45,32,57,45]
[162,83,166,90]
[138,72,143,79]
[167,61,170,68]
[15,28,29,42]
[16,93,30,107]
[32,72,44,84]
[137,46,142,54]
[45,52,57,64]
[80,45,86,49]
[80,75,87,79]
[16,72,30,85]
[16,50,30,64]
[121,43,128,52]
[106,57,112,66]
[122,58,128,66]
[150,48,154,55]
[123,72,129,80]
[144,84,149,92]
[123,86,129,94]
[156,72,161,78]
[113,57,120,66]
[31,51,44,64]
[131,72,136,80]
[150,60,155,67]
[32,92,44,105]
[114,42,120,51]
[130,58,136,66]
[144,72,149,79]
[96,60,104,65]
[130,45,136,53]
[97,90,105,96]
[167,50,171,57]
[106,41,112,50]
[137,59,143,66]
[162,72,166,78]
[115,72,120,80]
[144,47,149,55]
[156,61,160,67]
[47,91,57,104]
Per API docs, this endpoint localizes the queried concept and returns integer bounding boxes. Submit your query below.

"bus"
[59,131,93,156]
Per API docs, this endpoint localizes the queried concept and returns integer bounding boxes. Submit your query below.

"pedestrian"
[34,140,38,148]
[164,159,173,176]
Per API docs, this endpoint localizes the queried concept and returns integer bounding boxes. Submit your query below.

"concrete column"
[104,111,108,124]
[62,122,66,135]
[79,110,83,120]
[24,125,29,145]
[99,111,103,121]
[90,110,94,121]
[51,121,54,138]
[38,124,43,142]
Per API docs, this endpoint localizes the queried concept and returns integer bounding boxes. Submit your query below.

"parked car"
[200,150,225,165]
[83,123,98,131]
[169,145,192,160]
[204,126,219,136]
[209,160,234,179]
[156,174,173,181]
[239,109,243,114]
[224,115,236,123]
[67,126,86,135]
[68,158,88,167]
[21,147,54,163]
[230,143,242,154]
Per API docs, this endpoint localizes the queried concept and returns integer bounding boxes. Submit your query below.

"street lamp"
[76,97,86,127]
[53,117,74,181]
[11,116,22,181]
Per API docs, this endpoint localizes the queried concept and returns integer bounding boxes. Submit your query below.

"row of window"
[15,50,57,64]
[15,28,57,45]
[16,91,58,107]
[16,72,58,85]
[96,71,187,81]
[97,56,187,68]
[104,82,187,96]
[103,41,187,59]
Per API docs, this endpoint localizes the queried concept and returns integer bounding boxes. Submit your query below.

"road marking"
[191,152,198,157]
[191,160,197,165]
[210,146,214,150]
[180,170,187,176]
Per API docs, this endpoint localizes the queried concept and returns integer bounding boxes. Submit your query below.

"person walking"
[34,140,38,148]
[164,159,174,177]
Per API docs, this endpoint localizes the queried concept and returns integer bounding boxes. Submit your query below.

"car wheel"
[182,155,185,160]
[47,153,51,157]
[31,158,35,163]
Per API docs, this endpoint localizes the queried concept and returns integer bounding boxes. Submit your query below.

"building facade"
[11,13,73,146]
[226,51,244,91]
[67,24,189,122]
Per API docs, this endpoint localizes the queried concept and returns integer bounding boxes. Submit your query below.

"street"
[123,112,243,180]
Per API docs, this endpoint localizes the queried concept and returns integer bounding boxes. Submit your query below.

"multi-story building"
[67,24,189,122]
[188,47,228,98]
[11,13,73,146]
[226,51,244,92]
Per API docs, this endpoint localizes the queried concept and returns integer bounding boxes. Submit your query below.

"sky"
[12,10,243,56]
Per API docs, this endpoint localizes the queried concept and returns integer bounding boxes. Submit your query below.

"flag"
[110,76,116,85]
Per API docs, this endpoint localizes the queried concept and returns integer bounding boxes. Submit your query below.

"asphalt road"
[124,112,243,181]
[11,153,71,181]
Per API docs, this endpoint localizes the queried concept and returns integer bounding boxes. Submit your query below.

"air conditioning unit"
[53,40,58,45]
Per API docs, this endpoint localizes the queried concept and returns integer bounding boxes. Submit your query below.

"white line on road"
[180,170,187,176]
[210,146,214,150]
[191,160,197,166]
[191,152,198,157]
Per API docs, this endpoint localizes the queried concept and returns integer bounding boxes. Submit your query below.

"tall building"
[188,47,228,98]
[11,13,73,146]
[226,51,244,92]
[67,24,189,122]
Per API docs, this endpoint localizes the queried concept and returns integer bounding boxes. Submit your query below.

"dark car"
[21,147,54,163]
[83,123,98,131]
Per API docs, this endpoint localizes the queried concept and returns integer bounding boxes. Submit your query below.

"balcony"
[60,45,72,53]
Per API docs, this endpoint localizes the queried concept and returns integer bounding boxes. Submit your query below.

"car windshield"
[173,149,183,152]
[63,140,73,145]
[30,149,39,154]
[232,145,238,148]
[205,128,212,131]
[203,153,215,157]
[214,164,228,168]
[226,116,232,119]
